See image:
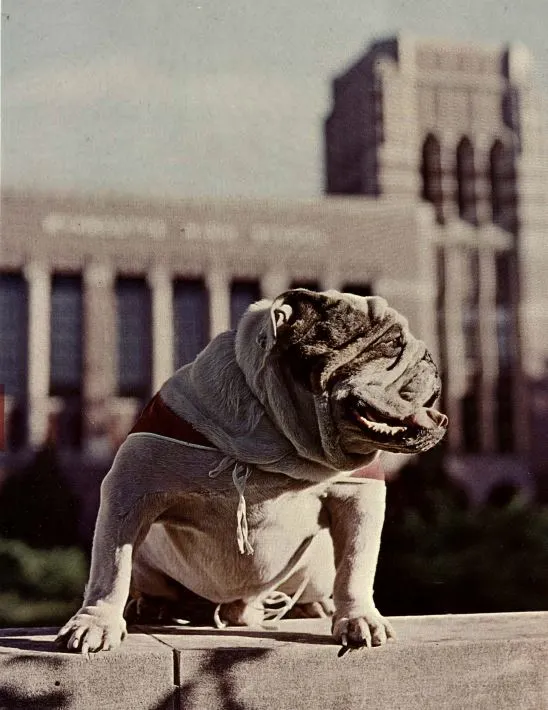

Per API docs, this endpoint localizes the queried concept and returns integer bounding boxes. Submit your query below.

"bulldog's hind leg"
[286,598,335,619]
[277,530,336,619]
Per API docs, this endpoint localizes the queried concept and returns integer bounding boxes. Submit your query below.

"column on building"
[261,269,289,301]
[24,262,51,448]
[477,248,498,452]
[321,266,342,292]
[207,269,230,338]
[83,262,116,454]
[442,246,468,453]
[148,266,174,393]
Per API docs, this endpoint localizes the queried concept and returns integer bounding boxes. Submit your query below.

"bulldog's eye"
[257,333,268,349]
[386,334,405,370]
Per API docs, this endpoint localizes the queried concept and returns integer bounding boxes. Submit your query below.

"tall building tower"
[325,35,548,493]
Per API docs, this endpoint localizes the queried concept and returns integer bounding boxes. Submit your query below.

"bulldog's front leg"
[326,479,395,648]
[56,463,168,653]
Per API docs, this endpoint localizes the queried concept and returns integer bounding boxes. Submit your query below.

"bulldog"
[57,289,447,653]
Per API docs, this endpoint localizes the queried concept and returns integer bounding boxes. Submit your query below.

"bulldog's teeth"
[356,414,406,435]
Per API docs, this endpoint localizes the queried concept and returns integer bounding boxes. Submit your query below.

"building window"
[461,250,480,365]
[456,137,477,224]
[50,274,83,449]
[116,277,152,398]
[496,373,514,453]
[173,279,209,368]
[501,88,521,149]
[341,283,373,297]
[230,280,261,329]
[494,251,516,453]
[461,373,481,453]
[490,140,517,234]
[50,275,83,397]
[420,134,444,222]
[0,273,28,450]
[462,304,480,364]
[496,306,514,371]
[460,251,481,453]
[495,251,516,372]
[0,273,28,401]
[290,280,320,292]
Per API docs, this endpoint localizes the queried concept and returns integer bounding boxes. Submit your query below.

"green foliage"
[0,445,81,549]
[376,453,548,615]
[0,538,87,626]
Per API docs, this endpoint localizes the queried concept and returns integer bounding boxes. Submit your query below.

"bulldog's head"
[254,289,447,457]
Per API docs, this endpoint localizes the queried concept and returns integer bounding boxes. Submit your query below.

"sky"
[2,0,548,199]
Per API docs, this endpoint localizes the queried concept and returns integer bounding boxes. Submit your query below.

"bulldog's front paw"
[56,604,127,653]
[332,610,395,649]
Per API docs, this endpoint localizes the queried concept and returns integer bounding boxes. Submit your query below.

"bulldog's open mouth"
[352,406,407,436]
[350,401,448,442]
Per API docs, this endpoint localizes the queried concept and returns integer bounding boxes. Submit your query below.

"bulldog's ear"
[256,300,294,349]
[272,303,293,333]
[270,300,293,340]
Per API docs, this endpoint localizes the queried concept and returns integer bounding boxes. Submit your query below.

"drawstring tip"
[237,537,255,556]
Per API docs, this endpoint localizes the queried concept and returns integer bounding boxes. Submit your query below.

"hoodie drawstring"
[209,457,254,555]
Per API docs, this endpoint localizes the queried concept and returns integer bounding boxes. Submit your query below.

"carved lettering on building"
[42,213,167,240]
[250,225,327,244]
[181,222,239,241]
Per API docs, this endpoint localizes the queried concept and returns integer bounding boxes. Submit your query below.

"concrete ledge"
[0,613,547,709]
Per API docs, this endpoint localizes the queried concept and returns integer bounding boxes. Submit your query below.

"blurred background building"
[1,35,548,518]
[326,36,548,498]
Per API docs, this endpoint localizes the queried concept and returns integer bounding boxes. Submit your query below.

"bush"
[0,538,87,626]
[375,453,548,615]
[0,445,81,549]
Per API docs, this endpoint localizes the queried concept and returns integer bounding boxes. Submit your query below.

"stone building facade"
[1,35,547,502]
[0,190,437,467]
[325,35,548,498]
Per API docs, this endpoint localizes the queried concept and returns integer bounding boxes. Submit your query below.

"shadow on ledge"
[178,648,271,710]
[0,656,70,709]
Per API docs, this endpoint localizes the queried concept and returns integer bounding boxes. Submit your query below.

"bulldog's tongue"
[407,407,448,429]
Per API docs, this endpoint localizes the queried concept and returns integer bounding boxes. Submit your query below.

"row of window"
[0,275,255,403]
[435,245,517,454]
[0,273,372,405]
[421,135,517,231]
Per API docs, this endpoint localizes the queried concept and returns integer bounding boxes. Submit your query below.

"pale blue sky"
[3,0,547,199]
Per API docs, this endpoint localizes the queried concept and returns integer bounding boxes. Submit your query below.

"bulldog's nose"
[407,408,448,429]
[426,408,448,428]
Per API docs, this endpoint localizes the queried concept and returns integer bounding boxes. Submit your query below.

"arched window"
[490,140,517,234]
[420,134,443,222]
[456,137,477,224]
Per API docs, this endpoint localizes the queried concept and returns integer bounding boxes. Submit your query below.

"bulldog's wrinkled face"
[270,289,447,456]
[329,330,446,455]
